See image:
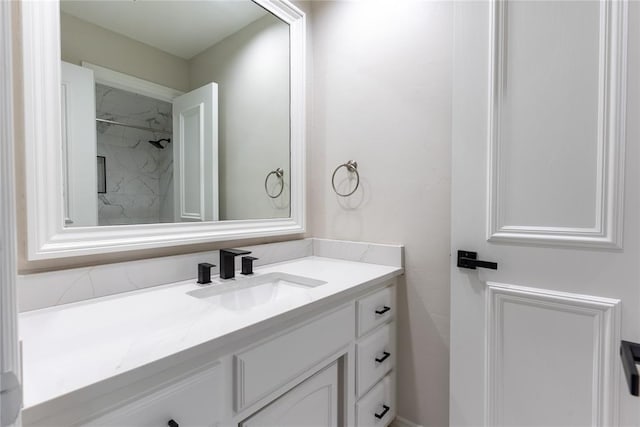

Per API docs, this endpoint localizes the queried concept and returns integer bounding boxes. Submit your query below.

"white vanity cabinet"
[24,279,398,427]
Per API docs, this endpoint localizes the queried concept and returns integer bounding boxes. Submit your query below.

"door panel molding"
[486,282,620,426]
[172,83,219,223]
[487,0,628,248]
[178,103,205,221]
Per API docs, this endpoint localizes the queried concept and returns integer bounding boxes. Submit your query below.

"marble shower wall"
[95,84,174,225]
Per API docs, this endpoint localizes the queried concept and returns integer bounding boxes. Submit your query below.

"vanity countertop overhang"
[19,256,403,411]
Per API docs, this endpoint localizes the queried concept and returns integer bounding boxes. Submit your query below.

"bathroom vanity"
[12,1,402,424]
[19,255,402,426]
[0,0,414,423]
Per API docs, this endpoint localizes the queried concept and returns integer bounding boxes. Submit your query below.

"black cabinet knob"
[168,420,179,427]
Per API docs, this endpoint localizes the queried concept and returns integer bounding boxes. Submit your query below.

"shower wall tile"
[95,84,174,225]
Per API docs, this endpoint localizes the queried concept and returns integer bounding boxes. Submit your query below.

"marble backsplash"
[17,238,404,312]
[96,84,174,225]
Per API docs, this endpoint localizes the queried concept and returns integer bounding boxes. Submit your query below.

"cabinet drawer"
[234,303,355,411]
[84,362,221,427]
[357,285,394,337]
[357,322,394,397]
[356,375,395,427]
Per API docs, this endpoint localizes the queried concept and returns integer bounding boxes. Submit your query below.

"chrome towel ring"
[331,160,359,197]
[265,168,284,198]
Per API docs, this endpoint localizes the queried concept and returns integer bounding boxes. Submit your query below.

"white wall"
[190,15,291,221]
[308,2,453,426]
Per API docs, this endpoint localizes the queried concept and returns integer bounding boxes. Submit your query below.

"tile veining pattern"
[95,84,173,225]
[18,239,314,311]
[17,239,403,312]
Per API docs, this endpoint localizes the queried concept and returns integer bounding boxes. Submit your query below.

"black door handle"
[457,250,498,270]
[621,340,640,396]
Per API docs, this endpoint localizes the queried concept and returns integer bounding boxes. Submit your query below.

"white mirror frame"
[21,0,306,260]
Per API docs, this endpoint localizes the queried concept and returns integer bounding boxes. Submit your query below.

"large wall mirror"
[21,0,306,260]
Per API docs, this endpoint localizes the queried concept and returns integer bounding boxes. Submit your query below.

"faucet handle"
[197,262,215,285]
[241,256,258,275]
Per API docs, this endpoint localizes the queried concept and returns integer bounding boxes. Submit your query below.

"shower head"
[148,138,171,149]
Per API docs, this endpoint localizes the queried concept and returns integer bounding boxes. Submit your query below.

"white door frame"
[0,1,22,426]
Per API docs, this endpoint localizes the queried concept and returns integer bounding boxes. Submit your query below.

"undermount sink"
[187,272,327,311]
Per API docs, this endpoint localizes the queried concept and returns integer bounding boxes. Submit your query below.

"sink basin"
[187,272,327,311]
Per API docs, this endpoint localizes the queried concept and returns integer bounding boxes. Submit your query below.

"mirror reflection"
[59,0,291,227]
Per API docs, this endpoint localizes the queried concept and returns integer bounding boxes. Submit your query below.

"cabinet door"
[241,362,339,427]
[84,362,221,427]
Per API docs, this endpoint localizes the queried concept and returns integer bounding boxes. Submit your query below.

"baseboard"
[391,415,424,427]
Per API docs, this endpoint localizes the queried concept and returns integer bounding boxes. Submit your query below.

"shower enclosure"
[95,83,175,225]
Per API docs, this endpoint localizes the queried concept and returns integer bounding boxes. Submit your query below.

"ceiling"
[60,0,270,60]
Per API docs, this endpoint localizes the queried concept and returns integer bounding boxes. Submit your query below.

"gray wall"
[60,12,190,92]
[307,2,453,426]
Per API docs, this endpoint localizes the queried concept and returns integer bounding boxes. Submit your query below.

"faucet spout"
[219,248,251,279]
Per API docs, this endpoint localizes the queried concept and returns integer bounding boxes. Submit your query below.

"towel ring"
[332,160,359,197]
[265,168,284,198]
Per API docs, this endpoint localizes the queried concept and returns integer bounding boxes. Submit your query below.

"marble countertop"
[20,256,402,409]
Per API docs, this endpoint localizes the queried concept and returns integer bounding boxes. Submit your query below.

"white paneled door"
[451,1,640,426]
[173,82,219,222]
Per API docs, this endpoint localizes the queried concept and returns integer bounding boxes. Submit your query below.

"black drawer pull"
[375,351,391,363]
[375,306,391,315]
[374,404,390,419]
[168,420,179,427]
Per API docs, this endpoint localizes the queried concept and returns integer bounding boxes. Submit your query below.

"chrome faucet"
[219,248,251,279]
